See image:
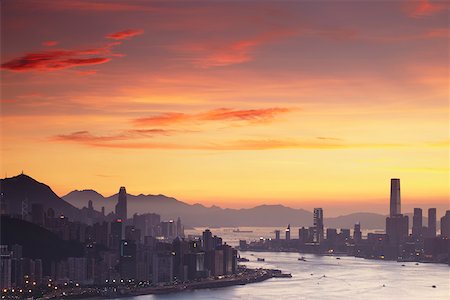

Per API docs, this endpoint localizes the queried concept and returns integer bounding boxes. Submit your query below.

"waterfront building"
[152,252,174,283]
[353,223,362,243]
[275,230,280,240]
[285,224,291,241]
[428,208,437,238]
[313,208,324,243]
[385,178,408,246]
[412,208,423,239]
[440,210,450,238]
[0,246,11,289]
[119,240,137,280]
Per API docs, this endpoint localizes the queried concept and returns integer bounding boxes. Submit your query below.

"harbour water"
[116,227,450,300]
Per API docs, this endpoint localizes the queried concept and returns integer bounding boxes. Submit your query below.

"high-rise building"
[152,252,173,283]
[313,208,324,243]
[428,208,437,238]
[275,230,280,240]
[299,227,310,244]
[285,224,291,241]
[119,240,137,280]
[115,187,127,221]
[202,229,214,251]
[110,219,123,250]
[412,208,422,238]
[386,215,409,245]
[440,210,450,238]
[0,246,11,289]
[386,178,408,245]
[353,223,362,243]
[389,178,401,217]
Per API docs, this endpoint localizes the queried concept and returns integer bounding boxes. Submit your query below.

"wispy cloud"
[404,0,448,18]
[1,29,143,72]
[106,29,144,40]
[30,0,157,12]
[178,30,297,68]
[52,129,175,144]
[42,40,59,47]
[134,107,293,126]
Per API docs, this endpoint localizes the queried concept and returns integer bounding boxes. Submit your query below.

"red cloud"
[404,0,447,17]
[42,40,59,47]
[2,28,143,72]
[106,29,144,40]
[134,107,292,126]
[1,49,111,72]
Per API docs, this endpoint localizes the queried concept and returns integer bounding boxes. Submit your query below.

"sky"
[1,0,449,216]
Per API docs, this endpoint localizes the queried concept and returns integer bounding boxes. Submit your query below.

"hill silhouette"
[0,216,84,274]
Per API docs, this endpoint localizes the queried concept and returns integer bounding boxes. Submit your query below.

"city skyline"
[1,1,449,212]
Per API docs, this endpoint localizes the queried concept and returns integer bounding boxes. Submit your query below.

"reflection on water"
[121,228,449,300]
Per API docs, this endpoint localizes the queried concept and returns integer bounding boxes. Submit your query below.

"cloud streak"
[1,29,143,72]
[106,29,144,40]
[51,133,406,151]
[134,107,293,126]
[404,0,448,18]
[52,129,175,144]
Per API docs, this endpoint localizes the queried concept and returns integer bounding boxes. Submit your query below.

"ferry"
[257,258,265,262]
[298,256,307,261]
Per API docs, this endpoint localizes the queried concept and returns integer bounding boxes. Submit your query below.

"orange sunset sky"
[1,0,449,216]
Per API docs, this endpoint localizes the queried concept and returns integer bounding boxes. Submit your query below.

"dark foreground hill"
[0,216,84,274]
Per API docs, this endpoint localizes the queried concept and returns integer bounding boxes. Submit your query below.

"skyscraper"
[412,208,422,238]
[440,210,450,238]
[285,224,291,241]
[313,208,324,243]
[353,223,362,243]
[115,187,127,221]
[428,208,436,238]
[389,178,401,217]
[386,179,408,245]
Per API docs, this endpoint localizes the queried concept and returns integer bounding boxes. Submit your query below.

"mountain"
[325,213,386,230]
[1,174,396,229]
[63,189,389,229]
[0,174,81,220]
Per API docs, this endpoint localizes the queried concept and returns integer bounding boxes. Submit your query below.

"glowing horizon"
[1,1,449,216]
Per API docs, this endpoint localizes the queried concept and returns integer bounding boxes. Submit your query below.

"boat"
[298,256,306,261]
[233,228,254,233]
[257,258,265,262]
[237,257,250,262]
[336,257,341,260]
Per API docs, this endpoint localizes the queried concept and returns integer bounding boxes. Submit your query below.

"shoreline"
[38,268,290,299]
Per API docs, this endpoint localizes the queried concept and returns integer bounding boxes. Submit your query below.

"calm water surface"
[119,227,450,300]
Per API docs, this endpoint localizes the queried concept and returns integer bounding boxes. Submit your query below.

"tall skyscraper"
[412,208,422,238]
[428,208,436,238]
[385,179,408,245]
[389,178,401,217]
[115,187,127,221]
[285,224,291,241]
[313,208,324,243]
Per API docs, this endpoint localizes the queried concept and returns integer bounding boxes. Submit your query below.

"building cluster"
[0,187,238,293]
[240,179,450,264]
